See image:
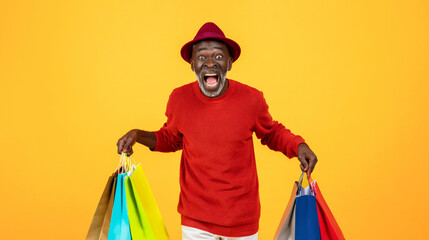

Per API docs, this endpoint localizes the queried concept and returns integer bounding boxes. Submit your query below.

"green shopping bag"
[130,164,169,240]
[125,174,156,239]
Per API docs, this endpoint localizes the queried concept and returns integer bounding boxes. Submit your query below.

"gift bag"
[107,172,132,240]
[275,172,345,240]
[86,174,117,240]
[87,154,169,240]
[295,179,321,240]
[274,172,322,240]
[125,172,156,239]
[129,164,169,240]
[273,181,298,240]
[308,176,345,240]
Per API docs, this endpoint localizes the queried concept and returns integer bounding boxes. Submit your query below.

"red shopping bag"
[309,176,345,240]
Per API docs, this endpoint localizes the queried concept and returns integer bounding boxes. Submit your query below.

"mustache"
[197,68,225,78]
[200,67,221,73]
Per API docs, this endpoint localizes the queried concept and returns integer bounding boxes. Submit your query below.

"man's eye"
[215,55,223,59]
[198,56,205,60]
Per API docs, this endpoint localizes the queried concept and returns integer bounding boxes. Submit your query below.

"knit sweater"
[153,79,305,237]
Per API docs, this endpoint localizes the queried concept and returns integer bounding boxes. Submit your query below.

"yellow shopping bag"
[130,164,169,240]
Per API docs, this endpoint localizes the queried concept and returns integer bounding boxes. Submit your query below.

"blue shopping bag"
[107,173,131,240]
[295,195,321,240]
[295,172,321,240]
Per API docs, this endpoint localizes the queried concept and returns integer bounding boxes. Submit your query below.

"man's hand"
[117,130,138,156]
[297,143,318,174]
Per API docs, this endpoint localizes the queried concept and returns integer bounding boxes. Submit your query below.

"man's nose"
[204,58,217,68]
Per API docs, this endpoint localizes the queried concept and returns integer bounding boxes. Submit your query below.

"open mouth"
[203,73,219,87]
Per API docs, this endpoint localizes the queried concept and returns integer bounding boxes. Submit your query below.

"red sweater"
[153,79,305,237]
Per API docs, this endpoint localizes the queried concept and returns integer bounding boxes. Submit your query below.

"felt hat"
[180,22,241,63]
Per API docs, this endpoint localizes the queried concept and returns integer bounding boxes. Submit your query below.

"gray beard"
[195,70,228,98]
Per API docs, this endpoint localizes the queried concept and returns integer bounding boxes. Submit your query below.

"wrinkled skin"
[191,40,232,98]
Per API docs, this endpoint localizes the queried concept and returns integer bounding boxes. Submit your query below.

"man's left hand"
[297,143,318,174]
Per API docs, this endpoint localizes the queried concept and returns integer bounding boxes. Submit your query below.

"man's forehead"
[192,40,229,52]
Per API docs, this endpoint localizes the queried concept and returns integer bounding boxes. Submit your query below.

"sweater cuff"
[289,135,306,158]
[151,130,165,152]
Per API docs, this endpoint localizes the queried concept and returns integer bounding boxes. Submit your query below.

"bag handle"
[296,170,316,196]
[116,153,133,174]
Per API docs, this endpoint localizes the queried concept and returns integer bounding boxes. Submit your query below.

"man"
[117,22,317,240]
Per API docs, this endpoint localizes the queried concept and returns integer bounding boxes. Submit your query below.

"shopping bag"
[125,174,156,239]
[295,183,321,240]
[107,173,132,240]
[309,176,345,240]
[275,172,344,240]
[86,173,117,240]
[274,172,321,240]
[129,164,169,240]
[274,182,298,240]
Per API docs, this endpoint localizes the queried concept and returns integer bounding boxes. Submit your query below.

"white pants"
[182,226,258,240]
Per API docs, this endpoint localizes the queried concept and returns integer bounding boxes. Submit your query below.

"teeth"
[205,74,217,76]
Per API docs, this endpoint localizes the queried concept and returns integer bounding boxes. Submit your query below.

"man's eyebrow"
[196,47,224,52]
[196,47,208,52]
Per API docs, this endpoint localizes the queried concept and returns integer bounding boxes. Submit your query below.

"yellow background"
[1,0,428,239]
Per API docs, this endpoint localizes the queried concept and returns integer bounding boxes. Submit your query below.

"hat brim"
[181,37,241,64]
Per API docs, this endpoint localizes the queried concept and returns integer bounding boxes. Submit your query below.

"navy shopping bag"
[295,172,321,240]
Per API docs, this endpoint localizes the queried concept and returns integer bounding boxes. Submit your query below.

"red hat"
[181,22,241,63]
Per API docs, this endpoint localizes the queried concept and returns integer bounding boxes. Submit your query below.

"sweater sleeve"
[253,91,305,158]
[152,92,183,152]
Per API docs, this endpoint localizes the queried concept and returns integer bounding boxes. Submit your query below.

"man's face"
[191,40,233,98]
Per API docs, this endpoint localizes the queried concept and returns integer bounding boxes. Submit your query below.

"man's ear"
[227,57,233,71]
[190,60,195,72]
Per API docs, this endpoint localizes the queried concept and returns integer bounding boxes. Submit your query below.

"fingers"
[303,153,317,174]
[298,153,318,173]
[297,144,318,174]
[298,154,309,172]
[123,137,134,156]
[117,137,125,154]
[116,135,135,156]
[124,149,133,156]
[308,155,318,174]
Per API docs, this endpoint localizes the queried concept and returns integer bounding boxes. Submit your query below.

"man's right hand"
[117,129,138,156]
